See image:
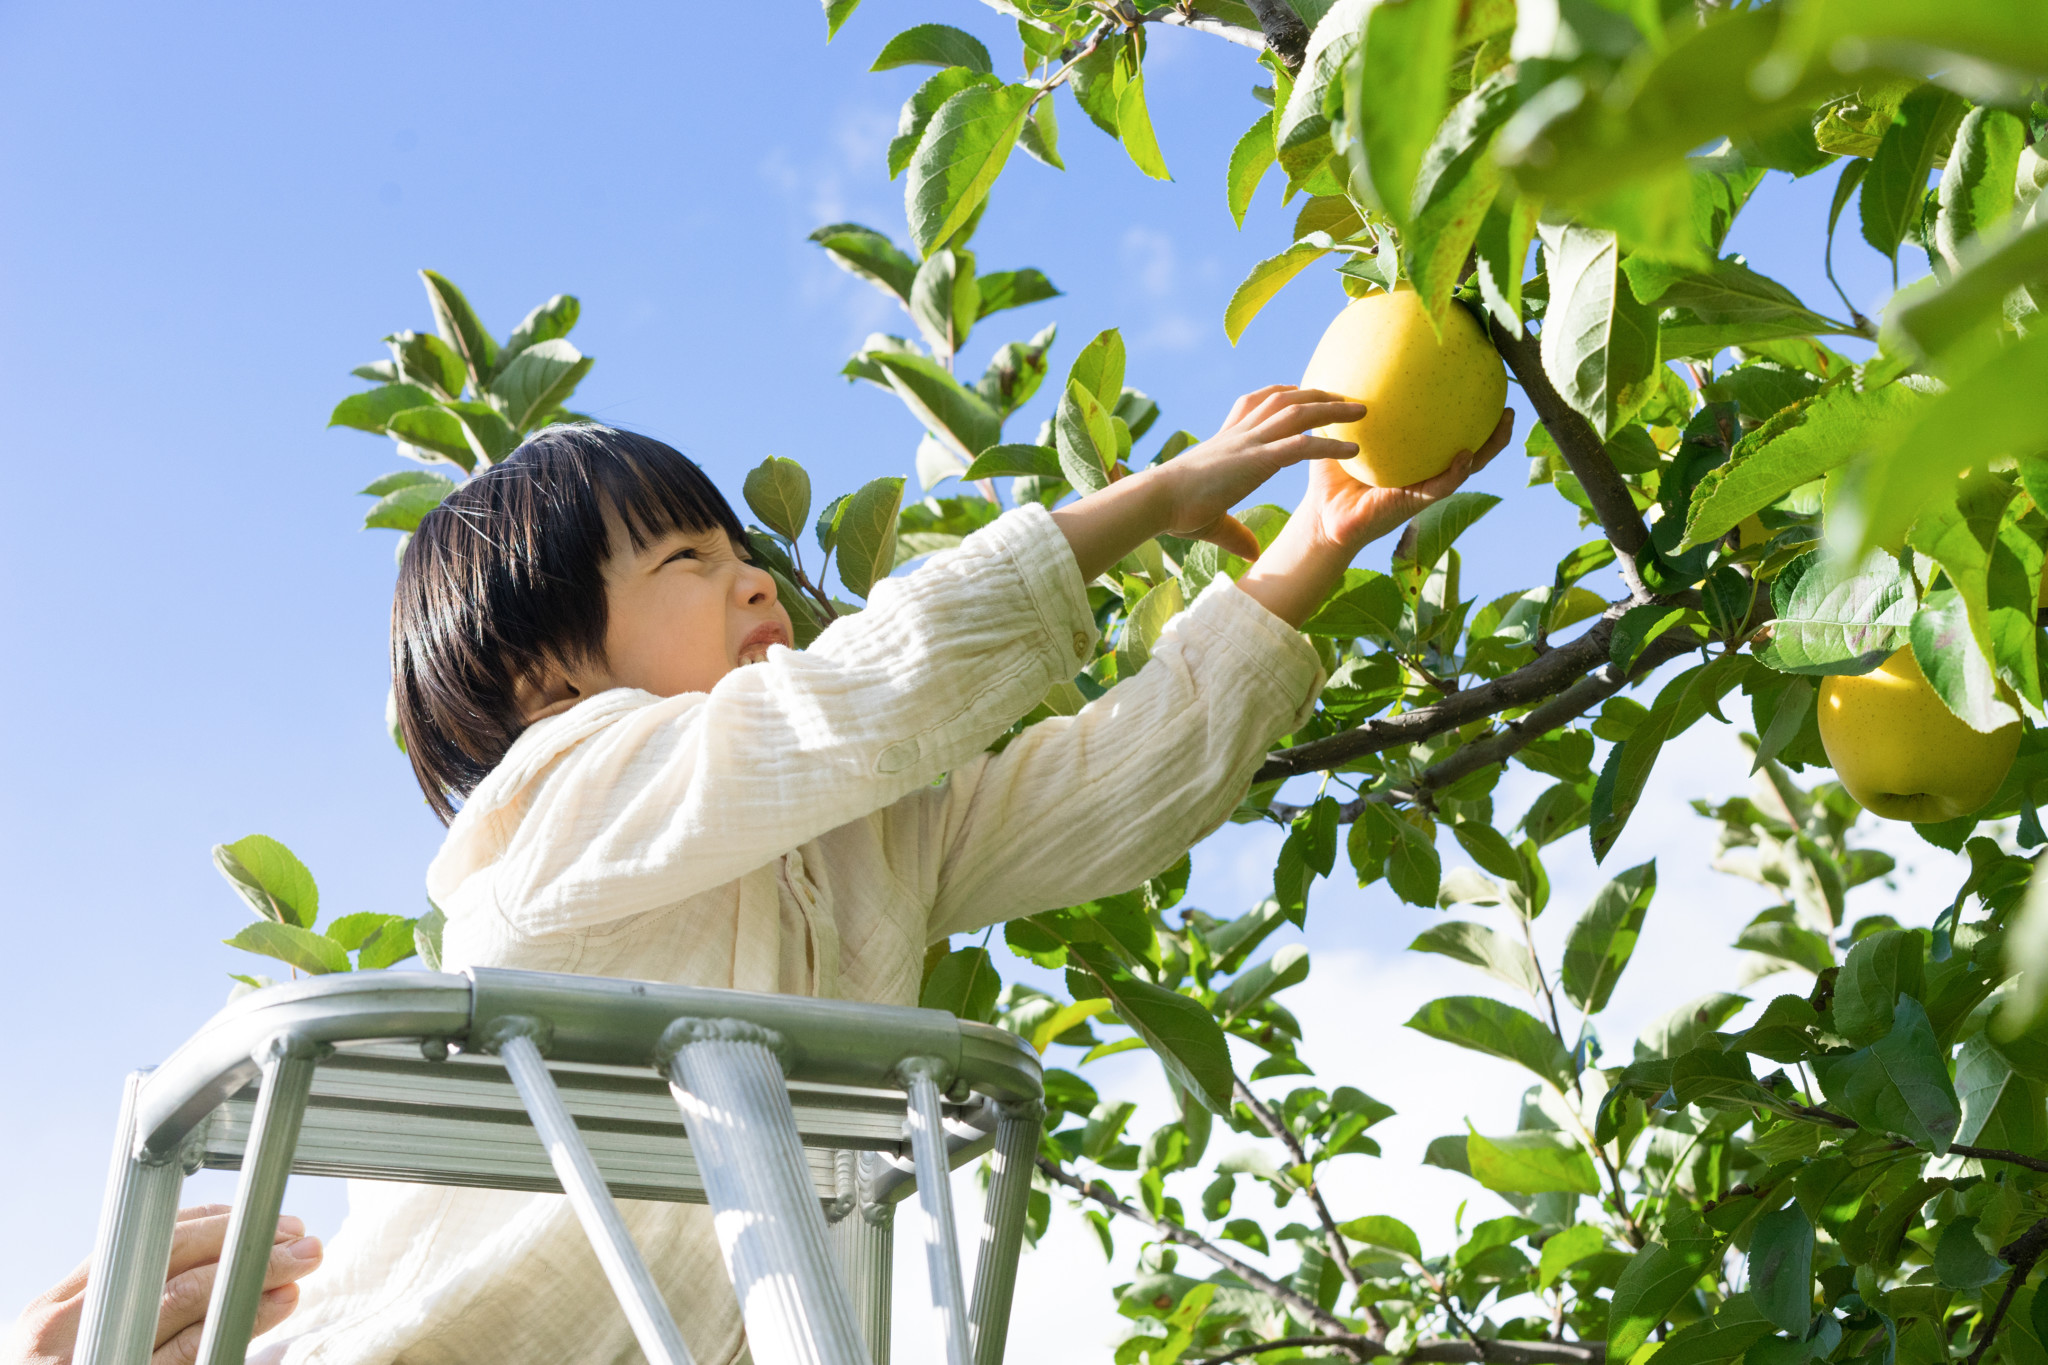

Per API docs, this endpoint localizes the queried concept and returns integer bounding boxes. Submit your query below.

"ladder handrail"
[129,968,1040,1166]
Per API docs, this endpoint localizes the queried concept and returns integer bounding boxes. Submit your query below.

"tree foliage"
[209,2,2048,1362]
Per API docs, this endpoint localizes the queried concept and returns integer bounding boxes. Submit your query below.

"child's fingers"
[1473,409,1515,464]
[1188,513,1263,562]
[1253,401,1368,444]
[151,1284,298,1365]
[1238,386,1358,433]
[164,1212,304,1280]
[1220,384,1294,432]
[154,1236,322,1350]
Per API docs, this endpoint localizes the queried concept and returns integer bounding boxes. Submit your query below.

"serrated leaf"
[743,457,812,543]
[1607,1217,1725,1362]
[419,270,498,388]
[386,405,476,468]
[976,268,1060,320]
[224,921,351,975]
[1341,0,1459,227]
[1404,71,1517,322]
[870,23,991,74]
[363,481,453,533]
[501,294,580,368]
[1747,1202,1815,1334]
[1405,995,1576,1092]
[809,223,919,303]
[1337,1214,1422,1263]
[1538,223,1660,439]
[1934,107,2025,274]
[870,352,1001,460]
[1116,578,1186,676]
[356,918,419,971]
[1224,242,1328,345]
[1735,921,1835,975]
[889,67,999,180]
[1114,58,1170,181]
[832,476,906,600]
[905,84,1034,256]
[489,339,592,433]
[1755,550,1916,675]
[1467,1130,1601,1195]
[963,443,1060,480]
[414,904,446,971]
[1069,941,1234,1114]
[1813,996,1959,1154]
[1893,216,2048,363]
[1066,328,1126,407]
[1056,379,1117,494]
[1227,112,1276,229]
[213,835,318,928]
[329,383,442,435]
[1408,921,1539,995]
[1859,85,1967,265]
[1561,861,1656,1014]
[920,946,1000,1023]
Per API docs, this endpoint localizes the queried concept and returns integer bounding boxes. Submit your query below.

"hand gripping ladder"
[70,968,1045,1365]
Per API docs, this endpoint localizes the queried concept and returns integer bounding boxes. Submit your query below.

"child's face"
[593,518,793,699]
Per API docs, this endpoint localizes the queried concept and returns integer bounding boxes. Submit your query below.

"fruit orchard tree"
[208,3,2048,1365]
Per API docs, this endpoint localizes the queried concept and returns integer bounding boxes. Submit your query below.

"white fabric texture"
[264,503,1324,1365]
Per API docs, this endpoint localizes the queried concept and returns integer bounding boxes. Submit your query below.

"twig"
[1189,1335,1606,1365]
[1490,326,1654,602]
[1036,1155,1363,1344]
[1232,1079,1387,1334]
[1964,1217,2048,1365]
[1191,1333,1376,1365]
[1785,1104,2048,1174]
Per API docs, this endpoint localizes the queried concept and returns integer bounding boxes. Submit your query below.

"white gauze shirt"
[264,503,1324,1365]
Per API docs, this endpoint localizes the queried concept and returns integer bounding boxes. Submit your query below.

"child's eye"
[662,546,699,566]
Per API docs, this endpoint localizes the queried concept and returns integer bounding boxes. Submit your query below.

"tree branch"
[1227,0,1308,68]
[1964,1217,2048,1365]
[1786,1104,2048,1174]
[1190,1336,1607,1365]
[1138,6,1271,53]
[1037,1155,1363,1344]
[1191,1334,1377,1364]
[1491,324,1654,601]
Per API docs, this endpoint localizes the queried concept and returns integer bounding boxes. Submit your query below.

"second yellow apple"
[1817,647,2020,822]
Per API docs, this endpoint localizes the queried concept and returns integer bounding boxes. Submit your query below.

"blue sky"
[0,1,1939,1352]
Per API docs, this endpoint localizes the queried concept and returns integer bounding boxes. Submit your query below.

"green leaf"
[443,400,518,465]
[1019,94,1061,170]
[355,918,419,971]
[921,946,1000,1023]
[1912,586,2021,734]
[809,223,920,303]
[1537,1224,1606,1290]
[1813,995,1960,1154]
[1408,921,1539,996]
[213,835,318,928]
[1342,0,1459,226]
[976,268,1060,320]
[1114,57,1170,181]
[1747,1202,1815,1334]
[1467,1130,1601,1195]
[1224,242,1328,345]
[832,476,906,600]
[329,383,442,435]
[1537,223,1660,439]
[1893,216,2048,363]
[383,329,467,398]
[1227,112,1276,229]
[1404,71,1518,322]
[1859,85,1967,265]
[501,294,580,368]
[323,911,398,952]
[1215,944,1311,1021]
[1681,384,1923,549]
[1300,571,1405,638]
[1337,1214,1421,1264]
[1067,327,1125,408]
[889,67,999,180]
[962,443,1060,480]
[1935,1217,2006,1290]
[362,479,453,533]
[386,405,477,468]
[1754,549,1916,675]
[870,23,991,74]
[1117,578,1186,676]
[1625,256,1848,337]
[1591,657,1752,860]
[909,249,978,359]
[489,339,593,433]
[1474,192,1539,331]
[1701,364,1821,424]
[225,922,352,975]
[1056,379,1118,494]
[1607,1216,1726,1362]
[414,904,446,972]
[1735,921,1836,976]
[823,0,860,40]
[1908,474,2037,713]
[869,352,1001,460]
[743,457,812,544]
[1832,928,1925,1047]
[419,270,498,388]
[974,322,1056,417]
[1273,0,1360,191]
[1069,941,1234,1114]
[1405,995,1576,1092]
[1934,107,2026,274]
[905,84,1034,257]
[1561,861,1656,1014]
[1408,492,1500,579]
[1068,32,1124,137]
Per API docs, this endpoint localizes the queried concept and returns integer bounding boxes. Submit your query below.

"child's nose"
[738,562,776,606]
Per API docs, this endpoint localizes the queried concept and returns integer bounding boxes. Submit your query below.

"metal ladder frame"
[71,968,1044,1365]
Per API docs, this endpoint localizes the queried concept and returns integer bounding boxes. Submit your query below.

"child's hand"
[1153,386,1368,561]
[1291,407,1516,556]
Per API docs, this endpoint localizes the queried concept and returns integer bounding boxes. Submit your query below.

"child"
[261,387,1510,1365]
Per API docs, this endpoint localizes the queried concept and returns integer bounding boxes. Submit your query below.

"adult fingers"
[155,1236,321,1349]
[165,1213,303,1280]
[152,1286,299,1365]
[1189,514,1262,562]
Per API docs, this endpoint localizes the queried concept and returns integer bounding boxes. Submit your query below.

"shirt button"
[1072,631,1090,659]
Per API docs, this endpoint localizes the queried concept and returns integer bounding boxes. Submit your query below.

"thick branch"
[1140,8,1270,52]
[1037,1155,1360,1343]
[1190,1334,1608,1364]
[1492,325,1654,600]
[1232,0,1308,68]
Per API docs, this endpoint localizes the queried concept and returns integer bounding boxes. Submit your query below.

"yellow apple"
[1817,647,2020,822]
[1299,287,1508,488]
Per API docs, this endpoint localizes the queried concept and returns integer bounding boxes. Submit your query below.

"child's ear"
[514,664,584,725]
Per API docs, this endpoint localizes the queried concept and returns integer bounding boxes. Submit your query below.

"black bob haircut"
[392,424,747,822]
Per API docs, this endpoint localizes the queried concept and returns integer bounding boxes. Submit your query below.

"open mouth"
[737,622,791,666]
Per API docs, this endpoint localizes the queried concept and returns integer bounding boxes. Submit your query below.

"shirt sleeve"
[483,503,1097,937]
[906,575,1325,942]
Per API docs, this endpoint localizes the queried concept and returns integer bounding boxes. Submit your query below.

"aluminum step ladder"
[71,968,1045,1365]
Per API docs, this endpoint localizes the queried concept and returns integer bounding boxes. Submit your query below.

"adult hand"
[5,1205,321,1365]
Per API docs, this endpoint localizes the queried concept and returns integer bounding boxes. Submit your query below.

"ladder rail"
[498,1030,697,1365]
[902,1062,972,1365]
[73,1074,187,1365]
[967,1105,1042,1365]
